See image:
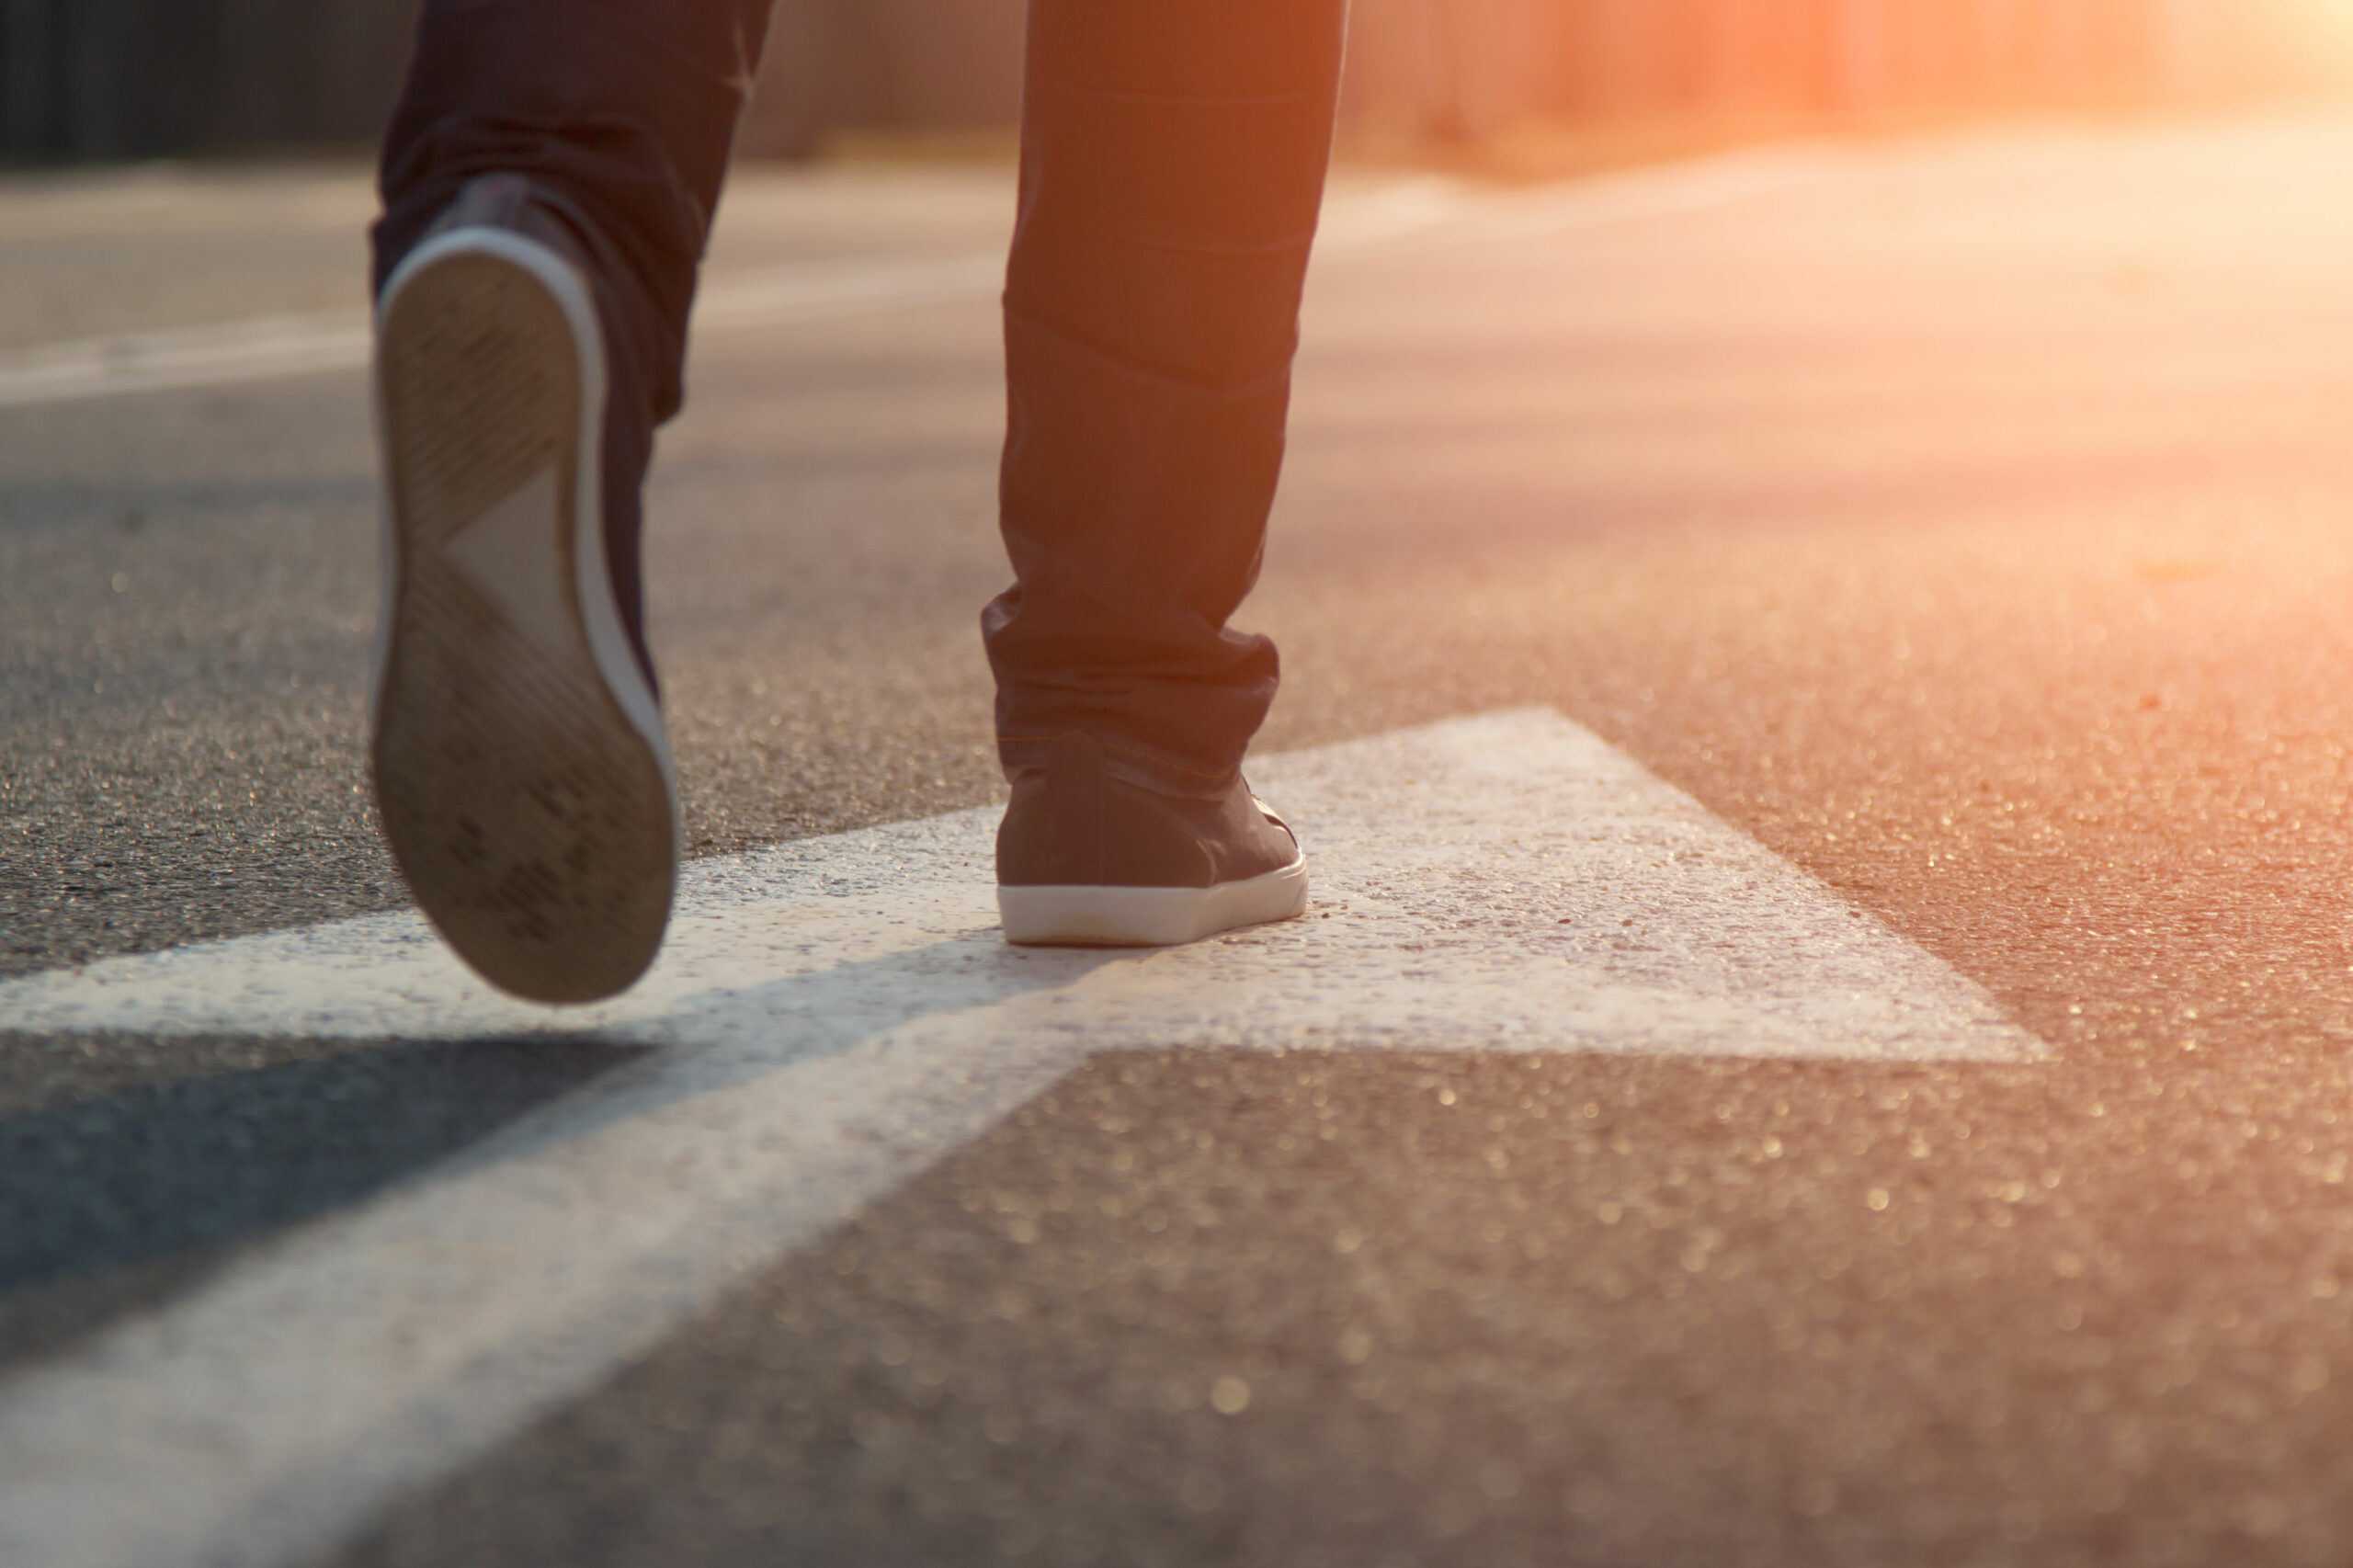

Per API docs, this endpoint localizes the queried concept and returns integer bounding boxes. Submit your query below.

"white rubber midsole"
[997,857,1310,947]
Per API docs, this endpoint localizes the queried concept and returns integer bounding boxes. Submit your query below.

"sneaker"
[995,733,1309,946]
[370,176,677,1003]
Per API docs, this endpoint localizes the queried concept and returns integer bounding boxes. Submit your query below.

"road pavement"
[13,111,2353,1564]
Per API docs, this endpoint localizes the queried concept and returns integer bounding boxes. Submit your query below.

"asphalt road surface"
[14,110,2353,1566]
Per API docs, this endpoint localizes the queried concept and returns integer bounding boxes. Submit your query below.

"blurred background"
[6,0,2353,169]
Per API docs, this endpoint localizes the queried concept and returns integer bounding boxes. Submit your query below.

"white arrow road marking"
[0,709,2038,1568]
[0,707,2029,1059]
[0,143,1858,411]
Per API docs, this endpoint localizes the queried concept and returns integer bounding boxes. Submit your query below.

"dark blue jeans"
[374,0,1347,797]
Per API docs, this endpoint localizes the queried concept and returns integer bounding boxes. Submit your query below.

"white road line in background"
[0,251,1002,411]
[1317,140,1853,255]
[0,253,1017,410]
[0,312,373,410]
[0,142,1854,411]
[689,249,1006,331]
[0,710,2035,1568]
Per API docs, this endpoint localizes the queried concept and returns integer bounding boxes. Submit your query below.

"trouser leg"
[985,0,1349,796]
[369,0,772,647]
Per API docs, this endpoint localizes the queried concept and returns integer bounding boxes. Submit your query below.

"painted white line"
[692,250,1004,331]
[0,710,2038,1568]
[0,312,372,410]
[0,253,1020,411]
[1317,139,1858,256]
[0,251,1005,411]
[0,143,1857,411]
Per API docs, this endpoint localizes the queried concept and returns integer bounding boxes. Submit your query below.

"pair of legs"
[368,0,1347,999]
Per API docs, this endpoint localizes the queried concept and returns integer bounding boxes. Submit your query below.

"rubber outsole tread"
[372,247,675,1003]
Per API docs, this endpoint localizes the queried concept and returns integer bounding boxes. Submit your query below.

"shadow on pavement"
[0,1037,645,1369]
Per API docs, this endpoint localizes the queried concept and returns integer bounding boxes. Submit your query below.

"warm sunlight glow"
[1337,0,2353,158]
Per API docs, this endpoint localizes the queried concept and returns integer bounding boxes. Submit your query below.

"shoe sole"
[371,228,677,1004]
[998,856,1310,947]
